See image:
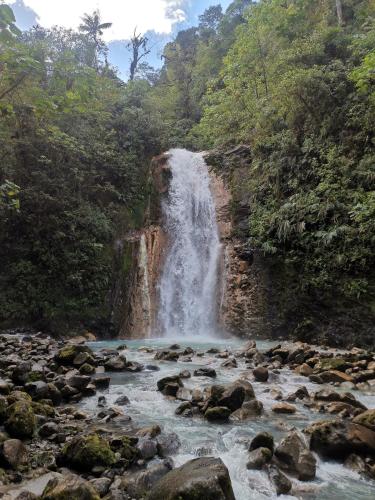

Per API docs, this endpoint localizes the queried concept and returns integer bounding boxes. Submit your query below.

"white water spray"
[158,149,222,337]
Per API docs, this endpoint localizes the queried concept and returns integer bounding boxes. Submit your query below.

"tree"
[128,29,151,81]
[79,10,112,68]
[0,3,21,43]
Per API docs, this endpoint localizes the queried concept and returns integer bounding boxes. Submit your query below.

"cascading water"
[158,149,222,338]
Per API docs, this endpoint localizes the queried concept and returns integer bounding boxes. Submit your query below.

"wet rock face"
[147,457,236,500]
[307,420,375,459]
[275,431,316,481]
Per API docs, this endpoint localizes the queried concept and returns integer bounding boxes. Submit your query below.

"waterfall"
[158,149,222,337]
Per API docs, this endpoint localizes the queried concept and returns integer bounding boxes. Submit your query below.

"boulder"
[295,363,313,377]
[0,439,28,469]
[232,379,255,401]
[120,461,173,498]
[93,376,110,389]
[104,356,126,371]
[194,368,217,378]
[253,367,269,382]
[275,431,316,480]
[230,400,263,421]
[114,395,130,406]
[154,350,179,362]
[156,432,181,457]
[55,345,93,366]
[204,406,231,422]
[60,433,116,472]
[42,475,99,500]
[272,403,296,414]
[147,457,235,500]
[217,383,245,412]
[157,376,183,393]
[319,370,353,384]
[5,400,36,439]
[246,447,272,470]
[267,465,292,496]
[89,477,112,497]
[352,409,375,431]
[249,432,274,452]
[137,438,158,460]
[314,358,351,372]
[306,420,375,459]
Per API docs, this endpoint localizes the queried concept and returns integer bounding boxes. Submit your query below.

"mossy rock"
[315,358,350,373]
[5,401,36,439]
[353,410,375,431]
[61,433,116,472]
[31,401,56,417]
[27,371,44,382]
[116,436,139,468]
[7,391,32,405]
[79,363,95,375]
[55,345,93,366]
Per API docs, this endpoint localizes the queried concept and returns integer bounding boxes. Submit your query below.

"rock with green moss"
[353,409,375,431]
[5,400,36,439]
[55,345,94,366]
[31,401,56,417]
[314,358,351,373]
[115,436,139,468]
[7,391,32,405]
[204,406,231,422]
[61,434,116,472]
[42,474,100,500]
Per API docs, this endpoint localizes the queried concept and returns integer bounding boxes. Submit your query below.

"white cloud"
[9,0,187,40]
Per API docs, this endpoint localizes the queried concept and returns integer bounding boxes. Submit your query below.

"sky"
[9,0,233,79]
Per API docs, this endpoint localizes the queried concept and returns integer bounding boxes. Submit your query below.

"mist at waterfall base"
[158,149,223,340]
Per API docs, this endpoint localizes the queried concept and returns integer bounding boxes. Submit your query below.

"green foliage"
[0,13,163,333]
[190,0,375,323]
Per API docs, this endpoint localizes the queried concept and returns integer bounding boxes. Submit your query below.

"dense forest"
[0,0,374,344]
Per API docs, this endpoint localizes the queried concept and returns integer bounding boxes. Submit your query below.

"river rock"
[148,457,235,500]
[295,363,313,376]
[39,422,60,438]
[93,376,110,389]
[268,464,292,495]
[205,406,231,422]
[89,477,112,497]
[306,420,375,459]
[156,432,181,457]
[60,433,116,471]
[154,350,180,362]
[0,438,28,469]
[5,400,36,439]
[352,409,375,431]
[114,395,130,406]
[55,345,93,366]
[247,447,272,470]
[217,383,245,412]
[120,461,173,498]
[194,368,217,378]
[137,438,158,460]
[230,400,263,421]
[249,432,274,452]
[272,402,296,414]
[319,370,354,384]
[275,431,316,480]
[253,367,269,382]
[42,474,99,500]
[104,356,126,371]
[233,379,255,401]
[157,376,183,393]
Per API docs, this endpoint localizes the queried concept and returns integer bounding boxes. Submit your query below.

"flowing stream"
[158,149,221,338]
[83,338,375,500]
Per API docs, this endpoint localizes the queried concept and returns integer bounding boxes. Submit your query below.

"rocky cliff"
[110,154,170,339]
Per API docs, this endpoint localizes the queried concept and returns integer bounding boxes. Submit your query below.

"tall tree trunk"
[336,0,344,26]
